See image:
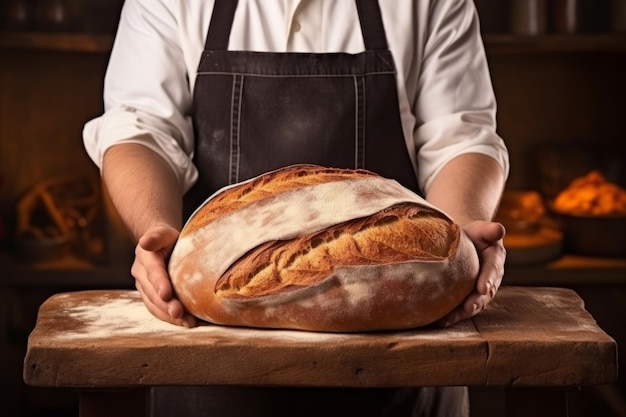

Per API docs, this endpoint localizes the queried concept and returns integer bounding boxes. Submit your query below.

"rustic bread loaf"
[169,164,479,332]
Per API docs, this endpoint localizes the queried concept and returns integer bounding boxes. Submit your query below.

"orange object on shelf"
[553,170,626,217]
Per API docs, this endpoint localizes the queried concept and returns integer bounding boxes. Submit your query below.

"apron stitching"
[198,54,206,68]
[361,76,366,169]
[353,76,358,168]
[376,51,395,69]
[230,75,244,184]
[354,75,365,169]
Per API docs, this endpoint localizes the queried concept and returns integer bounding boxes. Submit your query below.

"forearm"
[102,141,184,241]
[426,153,506,226]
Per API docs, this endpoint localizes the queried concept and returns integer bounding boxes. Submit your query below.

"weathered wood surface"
[23,286,617,389]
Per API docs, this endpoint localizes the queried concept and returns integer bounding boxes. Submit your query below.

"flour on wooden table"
[484,288,602,334]
[56,292,182,339]
[54,292,354,341]
[54,292,477,342]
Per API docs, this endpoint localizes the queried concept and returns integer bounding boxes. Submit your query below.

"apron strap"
[205,0,238,51]
[205,0,389,51]
[355,0,389,50]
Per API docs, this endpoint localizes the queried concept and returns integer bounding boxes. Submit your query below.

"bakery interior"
[1,0,625,416]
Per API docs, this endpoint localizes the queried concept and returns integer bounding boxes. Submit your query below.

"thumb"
[138,225,180,253]
[463,221,506,251]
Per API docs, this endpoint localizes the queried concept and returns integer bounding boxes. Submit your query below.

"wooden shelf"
[483,33,626,54]
[504,255,626,287]
[0,32,114,53]
[1,255,133,289]
[1,32,626,54]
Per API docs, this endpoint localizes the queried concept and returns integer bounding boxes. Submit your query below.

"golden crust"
[216,203,459,297]
[181,165,378,237]
[171,164,479,331]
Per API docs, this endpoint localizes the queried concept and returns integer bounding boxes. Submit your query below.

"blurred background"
[1,0,625,416]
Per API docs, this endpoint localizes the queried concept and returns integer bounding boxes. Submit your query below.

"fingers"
[466,221,506,294]
[131,226,196,328]
[132,243,173,300]
[475,252,505,297]
[136,281,196,328]
[439,221,506,327]
[438,281,498,328]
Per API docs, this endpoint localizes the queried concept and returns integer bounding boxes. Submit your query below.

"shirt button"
[292,20,302,33]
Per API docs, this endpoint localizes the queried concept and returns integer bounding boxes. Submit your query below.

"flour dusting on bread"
[169,164,479,332]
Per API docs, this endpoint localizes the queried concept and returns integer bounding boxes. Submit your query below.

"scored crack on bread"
[216,203,458,298]
[181,164,379,237]
[169,164,480,332]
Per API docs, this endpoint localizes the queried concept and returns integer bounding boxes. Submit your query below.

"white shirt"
[83,0,509,194]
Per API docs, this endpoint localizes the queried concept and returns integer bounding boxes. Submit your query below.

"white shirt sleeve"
[82,0,198,193]
[411,0,509,192]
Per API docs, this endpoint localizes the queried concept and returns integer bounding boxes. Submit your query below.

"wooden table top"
[23,286,617,389]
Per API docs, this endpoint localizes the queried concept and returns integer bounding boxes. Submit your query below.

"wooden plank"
[23,289,487,388]
[23,287,617,390]
[473,287,618,386]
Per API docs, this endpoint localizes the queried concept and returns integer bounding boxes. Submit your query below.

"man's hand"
[131,225,197,328]
[438,220,506,327]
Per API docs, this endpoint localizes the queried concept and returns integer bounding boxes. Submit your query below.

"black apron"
[185,0,418,217]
